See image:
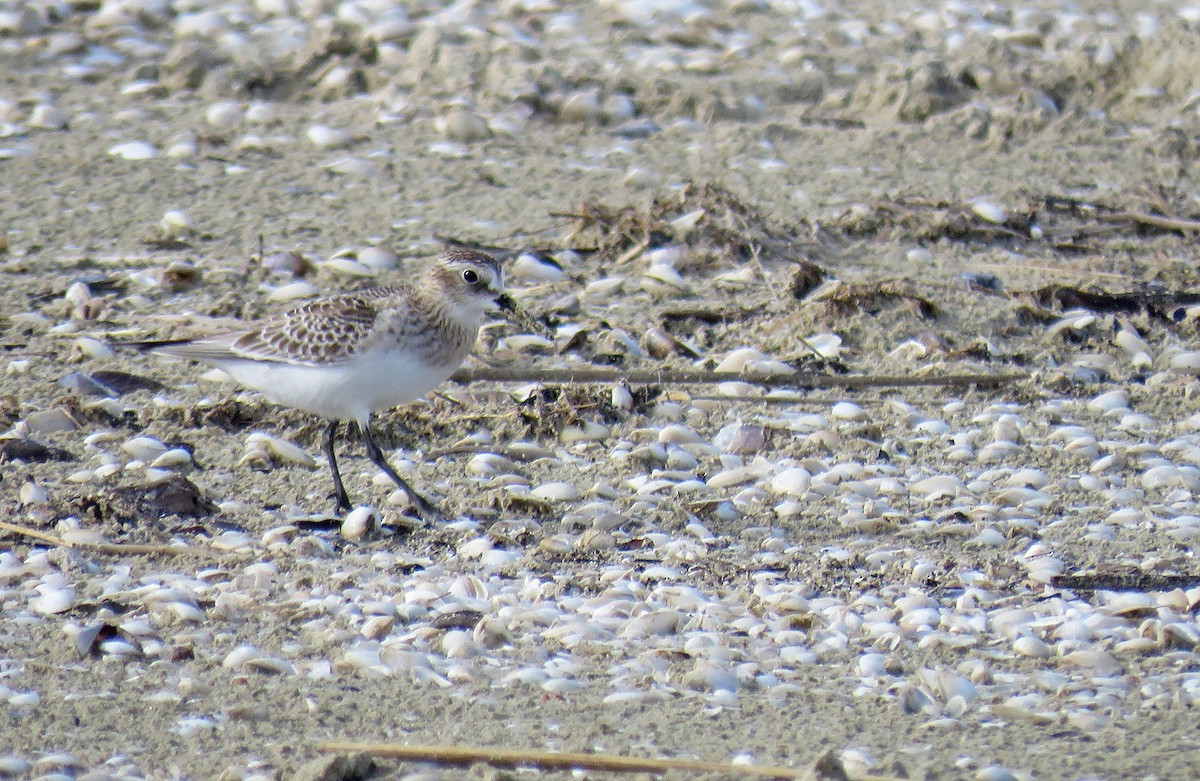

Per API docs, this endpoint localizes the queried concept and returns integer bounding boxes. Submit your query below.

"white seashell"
[437,106,490,142]
[205,101,242,129]
[1061,649,1120,674]
[107,141,157,160]
[267,281,319,302]
[236,132,273,152]
[1105,592,1156,615]
[644,245,686,267]
[530,481,579,502]
[602,93,636,122]
[1046,310,1096,338]
[357,246,398,271]
[458,536,494,559]
[560,421,609,443]
[159,210,194,238]
[324,156,376,177]
[31,586,74,615]
[1169,351,1200,373]
[969,199,1006,224]
[643,262,687,289]
[975,767,1018,781]
[1114,325,1152,364]
[306,124,351,149]
[29,104,66,130]
[830,401,865,421]
[122,436,168,461]
[222,645,260,670]
[621,610,682,638]
[210,531,255,552]
[707,467,756,489]
[658,425,704,444]
[1012,636,1052,658]
[26,407,80,435]
[743,359,794,377]
[19,481,47,505]
[669,209,705,237]
[1087,389,1129,414]
[716,347,768,373]
[360,615,394,640]
[500,334,554,352]
[805,332,843,359]
[770,467,811,496]
[150,448,192,468]
[426,139,469,158]
[971,527,1005,546]
[0,758,31,774]
[560,90,601,122]
[245,657,294,675]
[322,257,375,277]
[30,752,79,772]
[611,382,633,411]
[909,475,966,500]
[1142,465,1187,490]
[245,102,278,123]
[511,252,564,282]
[166,131,197,158]
[622,166,657,189]
[341,506,378,540]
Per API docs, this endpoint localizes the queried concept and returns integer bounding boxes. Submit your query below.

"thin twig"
[315,741,905,781]
[0,520,214,557]
[1094,210,1200,233]
[451,366,1023,390]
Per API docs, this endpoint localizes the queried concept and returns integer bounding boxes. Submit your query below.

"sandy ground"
[4,1,1200,779]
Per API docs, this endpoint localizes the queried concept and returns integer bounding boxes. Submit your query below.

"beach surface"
[3,1,1200,779]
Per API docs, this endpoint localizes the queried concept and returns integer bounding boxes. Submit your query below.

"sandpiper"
[133,248,514,517]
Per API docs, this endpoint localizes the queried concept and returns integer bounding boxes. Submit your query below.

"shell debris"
[4,0,1200,777]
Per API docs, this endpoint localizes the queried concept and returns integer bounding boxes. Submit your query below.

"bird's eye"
[462,269,480,284]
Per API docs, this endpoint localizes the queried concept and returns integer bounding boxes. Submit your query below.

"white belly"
[216,352,461,423]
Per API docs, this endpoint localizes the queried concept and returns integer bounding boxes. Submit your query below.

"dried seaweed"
[821,188,1200,250]
[1052,572,1200,591]
[1026,285,1200,318]
[807,279,938,318]
[556,181,828,281]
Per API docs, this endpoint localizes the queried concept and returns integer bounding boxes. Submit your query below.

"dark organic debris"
[808,280,938,318]
[1027,285,1200,318]
[431,609,485,630]
[72,475,216,525]
[1052,573,1200,591]
[293,752,378,781]
[789,262,825,299]
[557,181,828,282]
[828,196,1029,244]
[1,438,74,463]
[822,188,1200,250]
[59,370,167,398]
[74,622,132,658]
[510,385,629,441]
[154,398,264,432]
[954,272,1004,293]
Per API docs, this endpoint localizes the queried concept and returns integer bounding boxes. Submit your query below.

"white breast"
[216,350,462,424]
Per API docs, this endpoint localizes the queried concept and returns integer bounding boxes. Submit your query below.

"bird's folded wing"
[159,294,383,367]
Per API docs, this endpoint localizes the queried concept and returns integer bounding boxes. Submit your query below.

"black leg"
[324,420,352,513]
[359,419,439,518]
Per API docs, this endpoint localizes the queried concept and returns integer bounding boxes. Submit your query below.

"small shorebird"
[133,248,514,517]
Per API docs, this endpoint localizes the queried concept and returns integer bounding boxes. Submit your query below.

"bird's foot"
[331,492,353,516]
[403,488,441,521]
